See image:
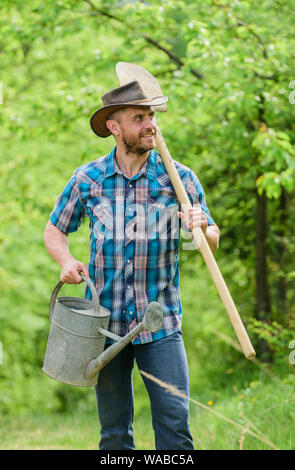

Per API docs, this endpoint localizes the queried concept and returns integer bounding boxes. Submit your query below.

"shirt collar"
[104,147,117,178]
[104,146,157,181]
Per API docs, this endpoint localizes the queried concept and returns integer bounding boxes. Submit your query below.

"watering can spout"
[86,302,163,379]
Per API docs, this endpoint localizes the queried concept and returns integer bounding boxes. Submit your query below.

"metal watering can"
[43,274,163,387]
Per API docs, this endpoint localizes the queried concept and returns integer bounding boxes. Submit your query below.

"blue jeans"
[94,330,194,450]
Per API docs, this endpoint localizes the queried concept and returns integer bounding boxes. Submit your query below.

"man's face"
[113,107,156,155]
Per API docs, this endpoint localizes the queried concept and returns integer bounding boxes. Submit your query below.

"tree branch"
[237,20,268,60]
[142,35,203,79]
[83,0,203,80]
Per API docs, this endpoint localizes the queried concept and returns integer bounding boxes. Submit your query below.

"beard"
[122,130,155,155]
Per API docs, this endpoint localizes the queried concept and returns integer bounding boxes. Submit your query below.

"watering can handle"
[49,274,100,321]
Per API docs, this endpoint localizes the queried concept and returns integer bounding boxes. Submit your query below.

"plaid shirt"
[49,147,215,344]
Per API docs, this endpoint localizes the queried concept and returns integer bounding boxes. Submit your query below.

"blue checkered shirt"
[49,147,215,344]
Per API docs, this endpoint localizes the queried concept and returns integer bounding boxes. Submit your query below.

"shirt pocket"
[86,193,114,237]
[148,188,177,206]
[147,189,179,243]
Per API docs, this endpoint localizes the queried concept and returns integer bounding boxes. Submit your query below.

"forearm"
[44,220,89,283]
[44,220,73,267]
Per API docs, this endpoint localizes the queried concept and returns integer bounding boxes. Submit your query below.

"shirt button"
[129,311,133,315]
[127,259,131,264]
[129,184,133,188]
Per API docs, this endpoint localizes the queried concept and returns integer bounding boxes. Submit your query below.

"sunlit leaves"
[1,0,295,413]
[253,128,295,198]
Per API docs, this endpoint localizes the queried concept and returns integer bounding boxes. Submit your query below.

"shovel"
[116,62,255,360]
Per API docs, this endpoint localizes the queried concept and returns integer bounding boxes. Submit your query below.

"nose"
[143,115,155,129]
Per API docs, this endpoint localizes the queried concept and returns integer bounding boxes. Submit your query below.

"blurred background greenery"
[0,0,295,449]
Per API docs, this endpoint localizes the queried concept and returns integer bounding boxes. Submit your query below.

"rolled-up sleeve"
[49,173,86,233]
[186,170,215,226]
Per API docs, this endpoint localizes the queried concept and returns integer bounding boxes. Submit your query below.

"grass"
[1,253,294,450]
[0,413,98,450]
[1,369,294,450]
[0,403,154,450]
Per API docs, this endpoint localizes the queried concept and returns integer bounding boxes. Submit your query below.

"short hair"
[106,109,123,122]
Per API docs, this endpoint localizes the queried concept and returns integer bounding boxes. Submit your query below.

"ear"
[106,119,120,136]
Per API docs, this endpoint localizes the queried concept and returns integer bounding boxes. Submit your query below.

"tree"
[1,0,295,414]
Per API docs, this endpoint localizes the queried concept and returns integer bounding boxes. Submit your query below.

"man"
[44,80,220,450]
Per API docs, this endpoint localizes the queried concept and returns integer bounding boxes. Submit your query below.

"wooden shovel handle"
[155,126,256,359]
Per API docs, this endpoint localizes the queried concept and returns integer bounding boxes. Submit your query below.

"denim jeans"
[94,330,194,450]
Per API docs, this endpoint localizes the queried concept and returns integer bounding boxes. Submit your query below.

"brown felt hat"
[90,81,168,138]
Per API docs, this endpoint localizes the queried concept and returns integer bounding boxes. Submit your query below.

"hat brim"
[90,96,168,138]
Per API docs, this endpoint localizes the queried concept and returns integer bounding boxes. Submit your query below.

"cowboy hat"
[90,80,168,138]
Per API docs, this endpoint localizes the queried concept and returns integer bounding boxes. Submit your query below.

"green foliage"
[0,1,294,441]
[190,374,295,450]
[249,317,295,364]
[253,127,295,198]
[1,374,294,449]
